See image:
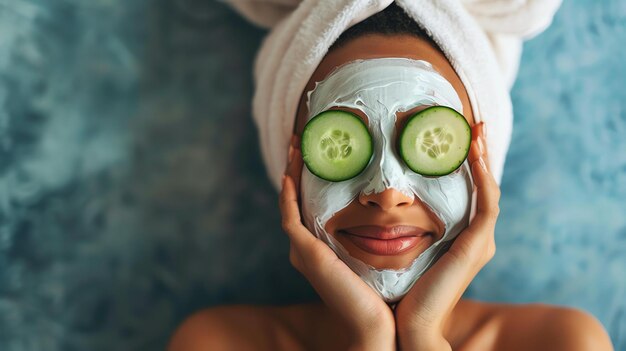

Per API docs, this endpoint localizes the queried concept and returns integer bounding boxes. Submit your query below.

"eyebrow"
[324,106,369,121]
[323,103,434,123]
[396,104,434,119]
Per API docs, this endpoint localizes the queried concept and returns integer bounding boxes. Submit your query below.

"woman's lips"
[338,225,432,256]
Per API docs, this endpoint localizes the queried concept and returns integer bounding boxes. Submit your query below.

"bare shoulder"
[167,303,314,351]
[461,300,614,351]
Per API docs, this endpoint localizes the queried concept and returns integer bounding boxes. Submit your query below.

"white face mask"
[300,58,476,303]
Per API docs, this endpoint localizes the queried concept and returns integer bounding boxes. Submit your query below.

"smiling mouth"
[338,225,434,256]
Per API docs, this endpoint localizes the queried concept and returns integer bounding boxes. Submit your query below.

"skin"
[168,34,614,351]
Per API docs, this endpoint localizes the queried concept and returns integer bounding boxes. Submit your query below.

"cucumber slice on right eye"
[301,110,373,182]
[399,106,471,177]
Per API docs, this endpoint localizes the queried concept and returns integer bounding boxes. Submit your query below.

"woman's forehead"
[309,58,461,110]
[295,34,474,135]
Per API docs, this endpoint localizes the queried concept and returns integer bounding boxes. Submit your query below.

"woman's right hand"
[279,135,396,351]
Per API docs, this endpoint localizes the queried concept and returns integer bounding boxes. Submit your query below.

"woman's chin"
[335,233,436,270]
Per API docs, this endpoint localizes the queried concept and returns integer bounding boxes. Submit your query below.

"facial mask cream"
[300,58,476,303]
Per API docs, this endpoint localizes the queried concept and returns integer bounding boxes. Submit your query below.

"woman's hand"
[394,122,501,351]
[279,135,396,351]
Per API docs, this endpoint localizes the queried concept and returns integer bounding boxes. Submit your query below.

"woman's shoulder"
[168,299,613,351]
[456,299,613,351]
[167,303,319,351]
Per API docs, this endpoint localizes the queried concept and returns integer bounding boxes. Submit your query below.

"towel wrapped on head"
[227,0,561,190]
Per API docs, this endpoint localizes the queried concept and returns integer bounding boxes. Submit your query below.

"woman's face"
[294,34,475,270]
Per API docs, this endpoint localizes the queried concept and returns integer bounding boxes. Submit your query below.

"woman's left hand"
[394,122,501,351]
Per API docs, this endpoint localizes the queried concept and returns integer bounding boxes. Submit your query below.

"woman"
[169,3,613,350]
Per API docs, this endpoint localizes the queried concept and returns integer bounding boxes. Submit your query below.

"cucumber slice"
[399,106,471,176]
[301,110,373,182]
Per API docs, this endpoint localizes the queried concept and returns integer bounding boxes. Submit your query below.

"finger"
[468,123,484,160]
[467,125,481,166]
[279,174,317,249]
[467,122,492,174]
[467,123,499,222]
[477,122,491,172]
[280,174,390,330]
[280,173,346,271]
[406,149,500,294]
[279,174,327,273]
[425,158,497,293]
[285,134,304,198]
[445,155,499,264]
[467,139,481,172]
[469,154,500,229]
[279,174,354,274]
[290,149,304,198]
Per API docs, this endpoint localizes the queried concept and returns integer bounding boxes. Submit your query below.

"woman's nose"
[358,188,414,211]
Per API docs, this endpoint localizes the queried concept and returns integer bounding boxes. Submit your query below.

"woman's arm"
[280,136,396,351]
[394,122,499,351]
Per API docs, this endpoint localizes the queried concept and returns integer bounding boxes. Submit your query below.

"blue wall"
[0,1,624,350]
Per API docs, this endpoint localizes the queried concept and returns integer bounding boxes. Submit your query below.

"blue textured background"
[0,0,624,350]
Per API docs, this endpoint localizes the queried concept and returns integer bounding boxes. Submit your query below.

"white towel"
[226,0,562,190]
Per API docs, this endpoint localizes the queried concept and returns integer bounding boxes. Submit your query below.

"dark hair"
[329,2,442,53]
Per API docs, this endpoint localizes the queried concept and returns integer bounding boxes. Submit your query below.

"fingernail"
[288,144,294,163]
[477,136,485,155]
[481,122,487,139]
[478,157,487,172]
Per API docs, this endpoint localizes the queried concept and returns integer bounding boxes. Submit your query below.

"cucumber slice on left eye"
[399,106,471,176]
[301,110,373,182]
